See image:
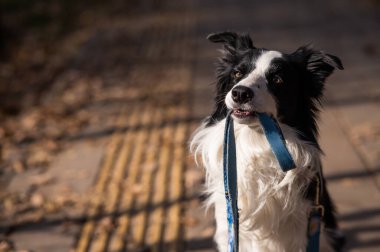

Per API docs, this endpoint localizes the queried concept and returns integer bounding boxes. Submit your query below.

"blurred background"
[0,0,379,251]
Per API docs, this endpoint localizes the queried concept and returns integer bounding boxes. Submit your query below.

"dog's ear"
[207,31,255,51]
[292,45,343,98]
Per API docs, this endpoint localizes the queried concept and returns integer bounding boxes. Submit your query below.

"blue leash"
[223,112,322,252]
[256,113,296,172]
[223,111,239,252]
[306,207,323,252]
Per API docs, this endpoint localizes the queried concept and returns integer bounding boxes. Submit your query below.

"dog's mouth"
[232,108,256,119]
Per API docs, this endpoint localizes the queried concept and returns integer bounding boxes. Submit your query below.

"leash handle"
[223,111,239,252]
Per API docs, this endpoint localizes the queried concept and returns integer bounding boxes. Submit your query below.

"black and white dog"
[190,32,345,252]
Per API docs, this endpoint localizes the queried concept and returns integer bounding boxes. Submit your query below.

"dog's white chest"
[191,120,321,251]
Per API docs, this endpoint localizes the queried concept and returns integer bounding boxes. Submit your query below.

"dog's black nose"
[231,86,254,104]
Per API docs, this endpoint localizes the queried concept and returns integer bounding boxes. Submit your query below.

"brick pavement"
[2,0,380,251]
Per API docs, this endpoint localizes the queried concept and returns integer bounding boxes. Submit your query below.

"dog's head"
[206,31,343,141]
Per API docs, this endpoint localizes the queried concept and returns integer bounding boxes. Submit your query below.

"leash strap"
[256,113,296,172]
[306,208,323,252]
[307,174,324,252]
[223,111,239,252]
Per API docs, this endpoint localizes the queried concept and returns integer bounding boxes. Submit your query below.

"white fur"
[190,119,330,252]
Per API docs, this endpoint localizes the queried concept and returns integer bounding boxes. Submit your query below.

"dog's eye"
[272,75,283,85]
[233,70,243,79]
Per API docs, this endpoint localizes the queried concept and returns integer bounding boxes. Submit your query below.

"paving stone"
[320,108,365,176]
[314,100,380,252]
[40,140,105,197]
[9,224,78,252]
[327,102,380,187]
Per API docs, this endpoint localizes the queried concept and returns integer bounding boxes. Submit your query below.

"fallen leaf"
[11,160,25,173]
[30,173,54,186]
[0,239,14,251]
[30,193,44,208]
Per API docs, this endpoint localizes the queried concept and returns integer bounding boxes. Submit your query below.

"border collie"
[190,32,345,252]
